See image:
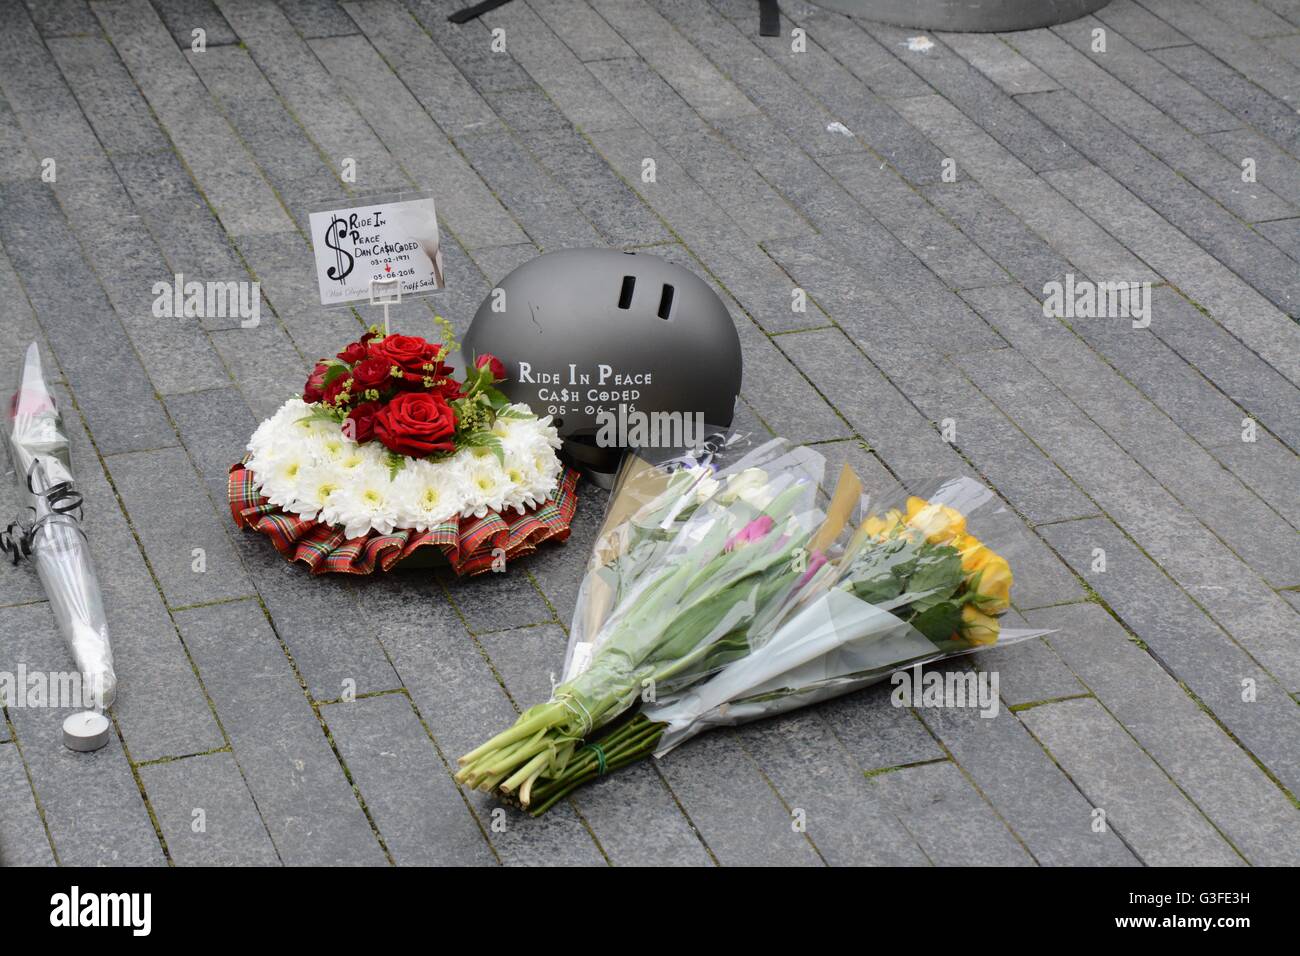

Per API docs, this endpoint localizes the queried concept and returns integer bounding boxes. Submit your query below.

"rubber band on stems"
[558,695,593,736]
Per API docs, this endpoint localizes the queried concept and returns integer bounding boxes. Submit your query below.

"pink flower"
[797,550,828,588]
[725,514,774,551]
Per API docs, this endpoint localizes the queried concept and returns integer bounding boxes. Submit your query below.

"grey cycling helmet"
[462,249,742,474]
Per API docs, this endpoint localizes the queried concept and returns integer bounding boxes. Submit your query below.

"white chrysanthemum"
[285,463,344,521]
[244,398,563,537]
[391,464,460,531]
[324,472,400,539]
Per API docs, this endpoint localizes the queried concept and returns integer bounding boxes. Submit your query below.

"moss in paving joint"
[1007,692,1094,713]
[862,756,949,779]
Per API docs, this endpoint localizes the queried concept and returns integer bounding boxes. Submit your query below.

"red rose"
[336,341,367,364]
[303,361,330,403]
[475,353,506,382]
[344,401,382,443]
[322,373,351,408]
[368,334,438,376]
[374,392,457,458]
[351,356,392,393]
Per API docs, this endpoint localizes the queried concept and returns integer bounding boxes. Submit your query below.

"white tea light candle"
[62,711,110,752]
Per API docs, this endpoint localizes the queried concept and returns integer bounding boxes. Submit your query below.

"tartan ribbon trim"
[228,460,579,577]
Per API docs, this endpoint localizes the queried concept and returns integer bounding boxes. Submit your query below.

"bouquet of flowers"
[455,438,827,804]
[457,441,1048,812]
[229,322,577,576]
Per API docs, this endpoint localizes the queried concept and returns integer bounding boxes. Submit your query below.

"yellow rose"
[961,605,1000,646]
[952,533,986,572]
[972,551,1012,613]
[904,496,967,544]
[862,508,906,539]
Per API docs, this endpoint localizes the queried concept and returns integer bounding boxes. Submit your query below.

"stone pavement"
[1,0,1298,866]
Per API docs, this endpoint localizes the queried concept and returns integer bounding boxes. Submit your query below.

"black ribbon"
[1,462,84,565]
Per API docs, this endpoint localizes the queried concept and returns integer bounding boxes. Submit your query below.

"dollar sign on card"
[324,216,354,284]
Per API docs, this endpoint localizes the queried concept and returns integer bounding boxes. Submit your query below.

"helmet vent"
[617,275,635,309]
[657,284,675,319]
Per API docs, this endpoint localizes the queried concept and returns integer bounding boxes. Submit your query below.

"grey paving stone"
[961,283,1300,588]
[228,528,401,701]
[209,319,311,422]
[532,0,634,62]
[588,57,807,243]
[1019,697,1244,866]
[1020,90,1300,317]
[0,742,56,865]
[483,87,571,134]
[1037,517,1300,793]
[469,0,635,132]
[919,703,1138,864]
[1257,217,1300,264]
[890,94,1160,285]
[742,711,929,865]
[1042,164,1300,386]
[467,242,541,287]
[818,152,1007,290]
[1140,0,1300,107]
[277,0,359,37]
[174,597,389,864]
[860,22,1085,174]
[444,569,555,634]
[111,149,253,319]
[1076,284,1300,453]
[150,0,238,47]
[1008,27,1291,225]
[23,0,100,37]
[107,446,253,609]
[782,6,936,98]
[455,131,605,251]
[47,35,172,155]
[650,0,870,159]
[0,1,83,115]
[747,22,951,185]
[323,692,495,865]
[0,183,177,456]
[310,33,526,251]
[1046,16,1242,135]
[1208,438,1300,530]
[922,180,1070,294]
[871,759,1035,865]
[655,728,822,866]
[591,0,757,123]
[517,126,671,248]
[94,0,294,238]
[0,96,35,183]
[343,0,503,142]
[138,751,281,865]
[406,0,537,95]
[356,573,606,864]
[1195,127,1300,213]
[959,345,1300,689]
[188,44,339,233]
[819,680,945,772]
[0,601,167,866]
[215,0,408,194]
[1095,0,1191,50]
[941,31,1059,95]
[982,635,1086,709]
[972,280,1300,587]
[1032,601,1300,866]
